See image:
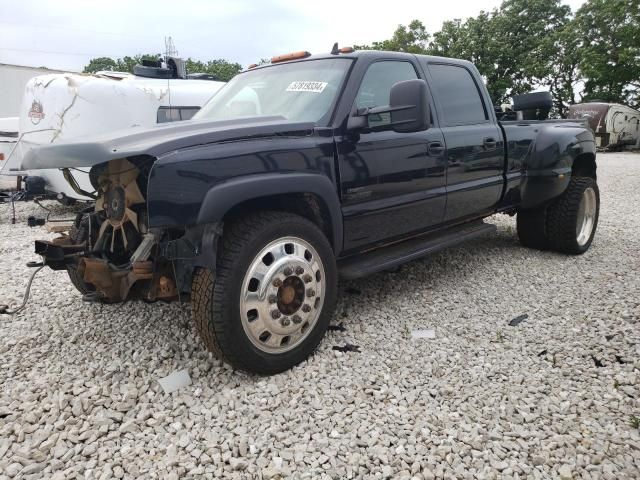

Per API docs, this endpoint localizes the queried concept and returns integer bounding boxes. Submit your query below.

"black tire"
[67,218,94,295]
[192,211,338,374]
[517,206,548,250]
[546,177,599,254]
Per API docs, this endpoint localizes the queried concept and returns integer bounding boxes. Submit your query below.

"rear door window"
[428,64,487,126]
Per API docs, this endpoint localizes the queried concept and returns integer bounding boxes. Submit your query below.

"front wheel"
[192,211,337,374]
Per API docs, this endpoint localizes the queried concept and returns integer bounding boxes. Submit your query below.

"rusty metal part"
[280,285,296,305]
[132,261,153,275]
[277,276,305,315]
[34,238,85,271]
[51,234,71,246]
[46,220,74,233]
[79,257,153,302]
[157,275,178,299]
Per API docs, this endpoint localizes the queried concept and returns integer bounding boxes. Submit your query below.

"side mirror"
[389,79,430,133]
[347,79,430,134]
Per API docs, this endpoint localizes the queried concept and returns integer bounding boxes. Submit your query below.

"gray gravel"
[1,152,639,479]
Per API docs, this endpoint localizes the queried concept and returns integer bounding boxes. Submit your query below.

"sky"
[0,0,586,72]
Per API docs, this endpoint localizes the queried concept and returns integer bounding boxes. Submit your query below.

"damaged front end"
[36,156,185,303]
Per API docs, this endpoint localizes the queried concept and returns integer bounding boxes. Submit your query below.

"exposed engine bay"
[35,157,182,303]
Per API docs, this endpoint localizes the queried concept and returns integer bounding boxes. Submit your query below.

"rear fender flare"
[520,127,596,209]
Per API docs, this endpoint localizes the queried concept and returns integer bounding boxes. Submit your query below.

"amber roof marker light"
[330,43,354,54]
[271,51,311,64]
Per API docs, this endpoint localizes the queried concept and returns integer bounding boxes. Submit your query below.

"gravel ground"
[0,152,638,480]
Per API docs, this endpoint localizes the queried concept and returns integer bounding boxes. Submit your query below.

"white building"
[0,63,72,117]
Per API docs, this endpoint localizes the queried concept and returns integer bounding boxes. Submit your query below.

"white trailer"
[1,62,224,199]
[567,102,640,150]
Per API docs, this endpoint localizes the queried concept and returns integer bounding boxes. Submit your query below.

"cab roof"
[244,50,474,73]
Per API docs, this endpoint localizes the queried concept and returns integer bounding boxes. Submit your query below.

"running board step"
[338,221,496,280]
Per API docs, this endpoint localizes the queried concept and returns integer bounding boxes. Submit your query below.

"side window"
[157,106,201,123]
[179,107,200,121]
[356,61,418,127]
[428,64,487,126]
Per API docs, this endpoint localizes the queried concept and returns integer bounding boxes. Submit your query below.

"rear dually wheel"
[517,176,599,255]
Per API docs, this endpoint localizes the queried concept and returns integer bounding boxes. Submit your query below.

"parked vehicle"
[568,102,640,150]
[0,117,18,170]
[22,49,599,374]
[0,57,225,200]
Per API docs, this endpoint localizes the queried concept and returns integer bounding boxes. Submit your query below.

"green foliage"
[535,18,582,116]
[83,57,118,73]
[357,0,640,112]
[575,0,640,107]
[355,20,429,54]
[82,0,640,110]
[84,55,241,82]
[83,54,162,74]
[184,58,242,82]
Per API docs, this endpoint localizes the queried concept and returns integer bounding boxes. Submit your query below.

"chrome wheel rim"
[576,187,597,246]
[239,237,325,354]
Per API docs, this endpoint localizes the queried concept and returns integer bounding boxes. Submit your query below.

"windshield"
[194,58,352,124]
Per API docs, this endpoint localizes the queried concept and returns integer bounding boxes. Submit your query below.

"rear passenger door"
[424,62,505,221]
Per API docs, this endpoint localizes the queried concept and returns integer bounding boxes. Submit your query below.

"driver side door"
[338,60,447,251]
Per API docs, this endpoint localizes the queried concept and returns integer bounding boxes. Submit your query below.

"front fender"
[196,172,343,252]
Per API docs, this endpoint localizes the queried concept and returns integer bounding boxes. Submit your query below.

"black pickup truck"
[23,49,599,374]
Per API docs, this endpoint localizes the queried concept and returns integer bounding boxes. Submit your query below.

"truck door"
[424,62,505,221]
[338,59,447,251]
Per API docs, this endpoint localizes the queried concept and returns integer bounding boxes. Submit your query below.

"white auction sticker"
[286,81,328,93]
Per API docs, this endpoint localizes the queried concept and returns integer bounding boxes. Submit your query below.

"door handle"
[483,137,497,150]
[428,141,445,156]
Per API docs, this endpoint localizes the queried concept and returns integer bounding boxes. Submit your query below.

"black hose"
[0,265,44,315]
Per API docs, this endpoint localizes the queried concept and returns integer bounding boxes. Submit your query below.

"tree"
[83,57,118,73]
[488,0,572,105]
[83,54,161,73]
[356,20,429,53]
[116,54,162,73]
[575,0,640,107]
[427,13,508,103]
[535,19,582,116]
[185,58,242,82]
[361,0,575,109]
[84,55,241,82]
